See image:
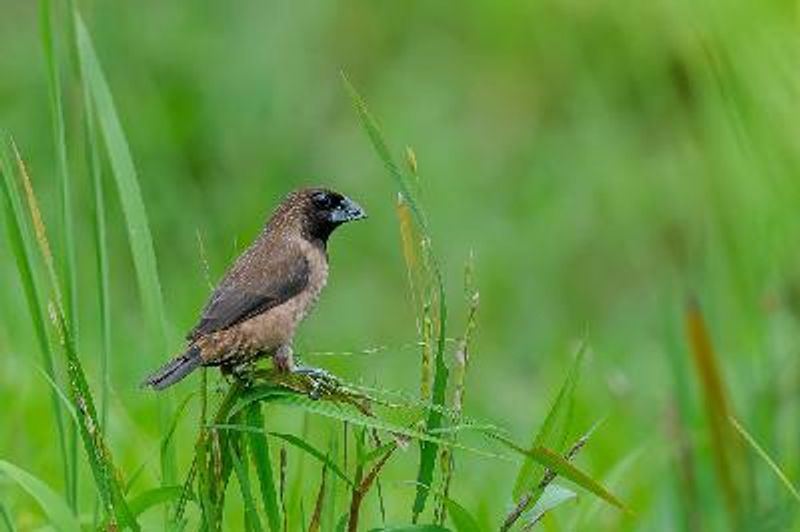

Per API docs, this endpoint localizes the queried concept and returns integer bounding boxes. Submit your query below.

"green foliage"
[0,461,80,532]
[6,1,800,530]
[245,403,282,532]
[513,343,586,498]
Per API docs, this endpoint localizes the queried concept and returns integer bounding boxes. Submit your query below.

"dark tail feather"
[142,346,202,390]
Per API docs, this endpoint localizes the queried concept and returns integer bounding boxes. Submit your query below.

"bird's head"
[283,187,367,242]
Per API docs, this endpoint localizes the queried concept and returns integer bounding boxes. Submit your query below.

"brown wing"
[187,239,309,341]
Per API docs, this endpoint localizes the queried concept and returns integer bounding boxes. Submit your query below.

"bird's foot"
[292,364,339,400]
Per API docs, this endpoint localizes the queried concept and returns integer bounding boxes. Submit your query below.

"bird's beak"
[331,197,367,223]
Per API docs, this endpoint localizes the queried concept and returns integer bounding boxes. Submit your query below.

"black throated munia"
[142,187,367,390]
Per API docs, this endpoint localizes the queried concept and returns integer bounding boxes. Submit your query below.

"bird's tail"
[142,345,202,390]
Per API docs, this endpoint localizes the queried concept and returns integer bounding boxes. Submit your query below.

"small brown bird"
[143,187,366,390]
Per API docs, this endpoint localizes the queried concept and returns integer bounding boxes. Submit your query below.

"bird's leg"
[274,344,295,373]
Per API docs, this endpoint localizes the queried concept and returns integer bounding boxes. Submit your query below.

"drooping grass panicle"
[7,140,138,529]
[0,138,70,518]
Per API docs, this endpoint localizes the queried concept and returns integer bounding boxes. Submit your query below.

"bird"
[142,187,367,390]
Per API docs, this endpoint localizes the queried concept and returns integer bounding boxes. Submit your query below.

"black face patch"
[311,191,341,211]
[303,189,366,242]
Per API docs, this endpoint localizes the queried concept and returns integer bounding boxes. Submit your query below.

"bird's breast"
[236,240,328,352]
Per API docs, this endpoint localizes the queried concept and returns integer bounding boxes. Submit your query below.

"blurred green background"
[2,0,800,529]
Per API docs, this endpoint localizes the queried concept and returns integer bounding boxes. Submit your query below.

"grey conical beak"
[332,197,367,223]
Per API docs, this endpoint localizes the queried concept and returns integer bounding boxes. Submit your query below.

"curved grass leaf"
[0,460,80,532]
[0,140,69,514]
[211,424,354,487]
[129,487,186,518]
[73,13,166,347]
[443,498,481,532]
[232,388,509,462]
[0,501,15,532]
[491,433,629,513]
[513,342,586,499]
[74,11,175,489]
[525,484,577,528]
[11,143,138,530]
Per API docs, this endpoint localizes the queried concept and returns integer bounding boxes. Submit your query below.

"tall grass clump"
[0,6,627,530]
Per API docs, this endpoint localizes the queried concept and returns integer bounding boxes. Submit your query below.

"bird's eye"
[312,192,334,209]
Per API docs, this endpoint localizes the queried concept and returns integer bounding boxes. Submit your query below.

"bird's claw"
[292,365,339,400]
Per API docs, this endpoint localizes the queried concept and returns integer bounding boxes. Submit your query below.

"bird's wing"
[187,240,310,340]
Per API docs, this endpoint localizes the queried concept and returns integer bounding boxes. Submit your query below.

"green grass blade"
[308,464,328,532]
[11,143,139,530]
[229,389,510,462]
[443,498,481,532]
[0,460,81,532]
[730,416,800,504]
[685,300,741,516]
[229,432,265,532]
[513,342,587,499]
[245,403,282,532]
[0,140,70,510]
[38,0,77,337]
[38,0,79,508]
[212,424,354,487]
[0,500,15,532]
[343,74,449,521]
[73,12,175,490]
[129,487,186,518]
[525,484,577,528]
[491,433,629,513]
[73,13,166,345]
[75,31,112,433]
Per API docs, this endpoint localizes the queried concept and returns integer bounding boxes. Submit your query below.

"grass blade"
[0,460,80,532]
[212,425,354,487]
[309,464,328,532]
[513,342,587,500]
[129,487,186,518]
[75,20,112,433]
[524,484,577,529]
[230,431,265,532]
[38,0,79,508]
[12,142,139,530]
[343,74,449,521]
[491,433,629,514]
[730,416,800,504]
[73,11,176,490]
[0,140,69,512]
[443,498,481,532]
[0,500,15,532]
[245,402,282,532]
[685,300,741,516]
[73,13,166,346]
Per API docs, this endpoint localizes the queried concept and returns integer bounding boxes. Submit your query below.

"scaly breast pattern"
[237,239,328,355]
